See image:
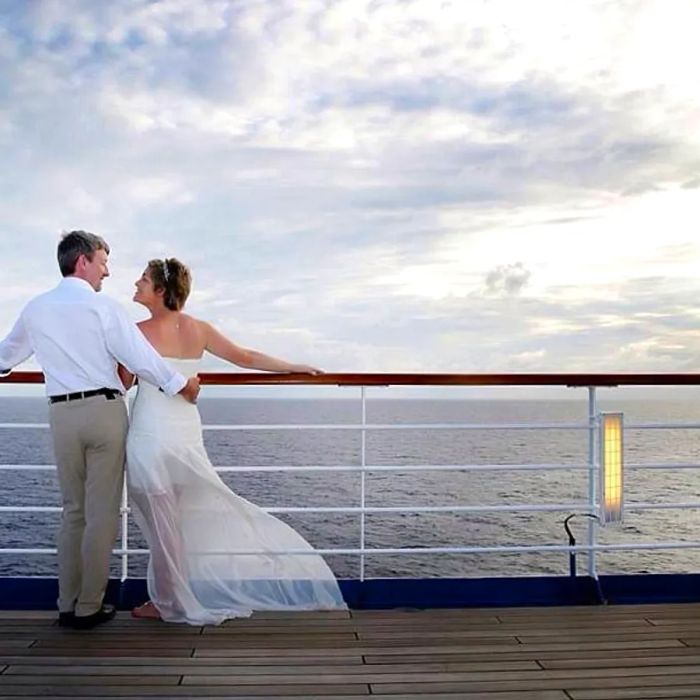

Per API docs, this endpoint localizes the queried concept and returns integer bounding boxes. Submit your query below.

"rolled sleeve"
[161,373,188,396]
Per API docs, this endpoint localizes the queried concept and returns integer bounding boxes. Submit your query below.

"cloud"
[484,263,531,297]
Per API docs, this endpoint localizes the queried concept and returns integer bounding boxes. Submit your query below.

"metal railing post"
[120,480,129,582]
[360,386,367,582]
[587,386,598,577]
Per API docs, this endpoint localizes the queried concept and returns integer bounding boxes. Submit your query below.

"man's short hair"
[57,231,110,277]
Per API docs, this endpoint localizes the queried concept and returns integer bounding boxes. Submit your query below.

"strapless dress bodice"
[129,357,202,438]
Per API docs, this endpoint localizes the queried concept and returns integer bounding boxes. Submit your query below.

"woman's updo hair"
[147,258,191,311]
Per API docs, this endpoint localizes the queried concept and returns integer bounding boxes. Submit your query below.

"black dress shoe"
[57,611,75,627]
[72,604,117,630]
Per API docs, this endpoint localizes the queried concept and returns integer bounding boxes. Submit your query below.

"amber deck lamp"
[599,412,624,525]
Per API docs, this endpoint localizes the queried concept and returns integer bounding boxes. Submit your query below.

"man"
[0,231,200,629]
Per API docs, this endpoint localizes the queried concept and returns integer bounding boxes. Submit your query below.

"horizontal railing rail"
[2,462,700,472]
[6,542,700,557]
[2,371,700,386]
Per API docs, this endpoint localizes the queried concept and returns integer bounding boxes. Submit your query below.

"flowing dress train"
[126,358,346,625]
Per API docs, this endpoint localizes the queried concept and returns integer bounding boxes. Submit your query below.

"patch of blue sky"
[469,85,578,125]
[349,184,498,210]
[332,77,463,112]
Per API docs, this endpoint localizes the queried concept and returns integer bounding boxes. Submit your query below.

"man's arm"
[103,302,192,398]
[0,315,34,375]
[117,363,136,390]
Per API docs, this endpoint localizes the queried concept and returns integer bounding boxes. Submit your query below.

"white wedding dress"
[126,357,346,625]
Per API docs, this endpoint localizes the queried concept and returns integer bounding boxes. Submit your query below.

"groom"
[0,230,200,629]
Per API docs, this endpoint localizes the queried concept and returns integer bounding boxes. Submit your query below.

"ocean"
[1,396,700,580]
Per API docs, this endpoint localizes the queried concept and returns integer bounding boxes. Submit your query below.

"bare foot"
[131,601,161,620]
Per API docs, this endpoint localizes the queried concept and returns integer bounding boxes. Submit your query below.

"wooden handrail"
[1,371,699,387]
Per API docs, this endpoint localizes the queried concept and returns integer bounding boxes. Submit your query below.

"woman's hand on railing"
[290,364,324,375]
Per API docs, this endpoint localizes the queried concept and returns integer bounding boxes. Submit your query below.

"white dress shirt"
[0,277,186,397]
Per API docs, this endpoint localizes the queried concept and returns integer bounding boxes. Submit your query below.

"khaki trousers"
[49,394,128,616]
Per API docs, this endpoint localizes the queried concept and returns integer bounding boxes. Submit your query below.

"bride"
[118,258,346,625]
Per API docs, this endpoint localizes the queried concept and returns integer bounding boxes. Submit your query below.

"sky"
[1,0,700,398]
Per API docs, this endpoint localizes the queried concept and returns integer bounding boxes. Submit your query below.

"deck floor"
[2,603,700,698]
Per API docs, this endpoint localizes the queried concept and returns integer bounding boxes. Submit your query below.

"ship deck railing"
[1,371,700,585]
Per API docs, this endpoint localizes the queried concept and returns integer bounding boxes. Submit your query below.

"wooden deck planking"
[0,605,699,697]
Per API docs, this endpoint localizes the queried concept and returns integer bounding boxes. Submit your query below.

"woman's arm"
[203,322,322,374]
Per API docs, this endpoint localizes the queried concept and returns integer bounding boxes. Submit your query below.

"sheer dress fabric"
[126,357,346,625]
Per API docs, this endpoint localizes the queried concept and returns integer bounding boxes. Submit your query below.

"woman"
[119,258,346,624]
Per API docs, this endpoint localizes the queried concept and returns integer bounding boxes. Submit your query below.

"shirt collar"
[59,276,96,292]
